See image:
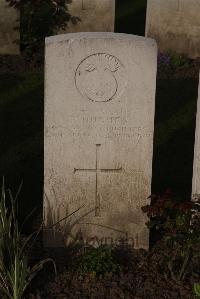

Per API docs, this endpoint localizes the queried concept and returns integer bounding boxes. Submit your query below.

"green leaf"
[194,283,200,297]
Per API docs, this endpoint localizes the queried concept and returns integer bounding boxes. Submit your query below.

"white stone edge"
[45,32,157,48]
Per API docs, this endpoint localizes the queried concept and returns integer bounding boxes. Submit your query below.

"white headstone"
[146,0,200,59]
[44,32,157,249]
[0,0,19,54]
[60,0,115,33]
[192,73,200,201]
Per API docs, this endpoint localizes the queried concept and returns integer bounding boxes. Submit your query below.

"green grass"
[0,71,198,229]
[0,179,56,299]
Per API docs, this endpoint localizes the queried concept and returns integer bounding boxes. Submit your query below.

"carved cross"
[74,144,122,216]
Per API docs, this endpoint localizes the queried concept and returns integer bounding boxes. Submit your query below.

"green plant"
[157,51,193,79]
[142,190,200,282]
[168,52,191,68]
[7,0,80,60]
[194,282,200,297]
[0,178,56,299]
[73,245,120,277]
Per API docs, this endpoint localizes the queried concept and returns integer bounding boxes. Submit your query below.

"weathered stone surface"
[44,32,157,249]
[0,0,19,54]
[192,73,200,201]
[146,0,200,59]
[60,0,115,33]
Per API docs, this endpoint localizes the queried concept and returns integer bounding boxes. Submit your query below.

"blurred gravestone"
[44,32,157,249]
[60,0,115,33]
[146,0,200,58]
[0,0,19,54]
[192,73,200,201]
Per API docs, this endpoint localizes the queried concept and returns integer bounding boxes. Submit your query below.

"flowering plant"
[142,190,200,282]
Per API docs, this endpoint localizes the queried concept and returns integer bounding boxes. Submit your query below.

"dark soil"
[24,244,199,299]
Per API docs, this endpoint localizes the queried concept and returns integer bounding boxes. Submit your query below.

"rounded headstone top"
[45,32,157,48]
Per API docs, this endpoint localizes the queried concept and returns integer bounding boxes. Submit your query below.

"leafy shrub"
[158,52,192,68]
[72,246,120,277]
[0,179,56,299]
[142,190,200,282]
[6,0,80,60]
[157,51,193,79]
[169,52,191,68]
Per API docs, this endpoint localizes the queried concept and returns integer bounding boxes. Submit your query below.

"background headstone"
[0,0,19,54]
[192,73,200,201]
[145,0,200,58]
[60,0,115,33]
[44,32,157,249]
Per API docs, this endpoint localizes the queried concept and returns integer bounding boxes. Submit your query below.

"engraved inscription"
[45,113,153,143]
[74,144,122,216]
[75,53,126,102]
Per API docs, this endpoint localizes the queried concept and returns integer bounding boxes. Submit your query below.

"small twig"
[178,248,190,281]
[168,260,177,282]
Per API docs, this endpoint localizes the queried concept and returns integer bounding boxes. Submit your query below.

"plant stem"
[178,248,190,281]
